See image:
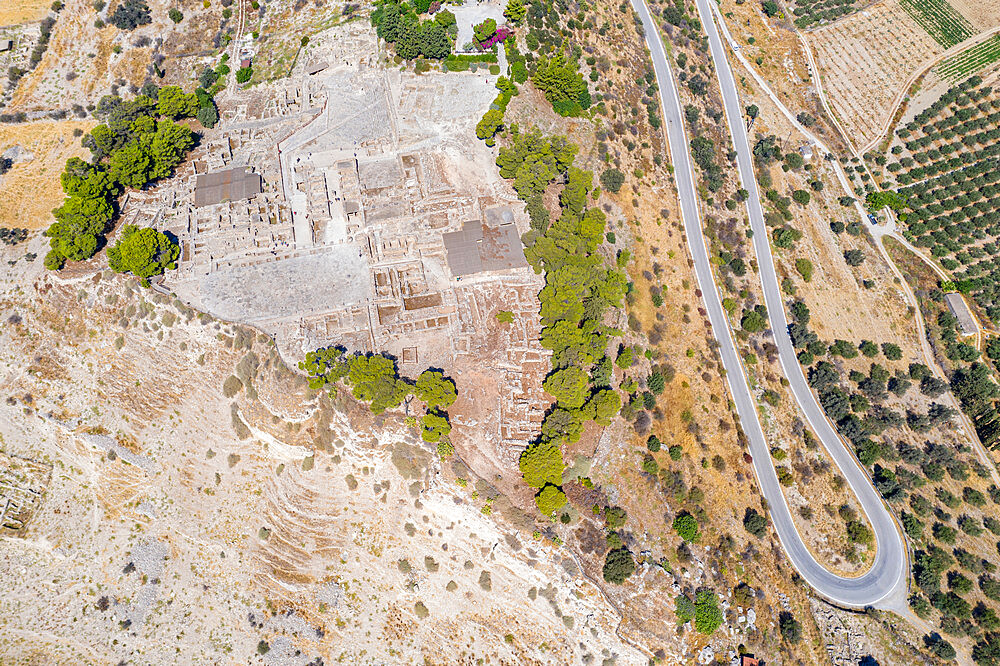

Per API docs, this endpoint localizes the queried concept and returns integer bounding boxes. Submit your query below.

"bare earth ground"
[717,0,849,157]
[8,0,117,111]
[8,0,224,114]
[0,119,95,229]
[810,598,930,665]
[949,0,1000,32]
[0,239,643,665]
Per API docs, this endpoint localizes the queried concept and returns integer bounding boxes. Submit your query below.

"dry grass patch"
[0,0,52,26]
[0,120,94,229]
[950,0,1000,31]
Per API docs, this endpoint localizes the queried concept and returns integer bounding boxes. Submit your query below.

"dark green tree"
[345,354,410,413]
[600,168,625,193]
[415,370,457,409]
[107,225,179,278]
[602,547,636,584]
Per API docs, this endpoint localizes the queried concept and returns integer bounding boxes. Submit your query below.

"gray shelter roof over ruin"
[306,60,330,75]
[194,167,262,207]
[945,292,978,336]
[443,214,527,277]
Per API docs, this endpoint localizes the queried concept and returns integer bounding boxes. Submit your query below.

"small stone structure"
[945,292,978,336]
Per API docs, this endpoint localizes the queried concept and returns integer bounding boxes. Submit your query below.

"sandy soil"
[0,119,94,229]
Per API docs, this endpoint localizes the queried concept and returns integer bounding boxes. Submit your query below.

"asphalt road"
[630,0,908,608]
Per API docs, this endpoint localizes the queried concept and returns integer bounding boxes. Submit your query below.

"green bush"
[535,483,567,517]
[107,225,179,278]
[600,168,625,193]
[602,547,635,584]
[421,411,451,443]
[844,249,865,266]
[694,590,723,634]
[672,511,699,542]
[743,507,768,538]
[675,594,695,622]
[795,258,814,281]
[779,611,802,643]
[519,439,563,488]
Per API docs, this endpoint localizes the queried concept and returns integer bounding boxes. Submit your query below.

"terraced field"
[935,35,1000,82]
[887,77,1000,320]
[790,0,862,29]
[900,0,975,48]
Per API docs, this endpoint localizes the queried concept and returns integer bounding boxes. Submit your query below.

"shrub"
[604,506,628,530]
[600,168,625,193]
[535,483,567,517]
[846,520,873,546]
[108,226,180,279]
[197,103,218,129]
[673,511,700,542]
[779,611,802,643]
[880,342,902,360]
[602,547,636,584]
[795,258,813,281]
[519,440,563,488]
[741,305,768,333]
[222,375,243,397]
[694,590,723,634]
[110,0,151,30]
[421,411,451,443]
[859,340,879,357]
[674,594,695,622]
[743,507,768,538]
[844,249,865,266]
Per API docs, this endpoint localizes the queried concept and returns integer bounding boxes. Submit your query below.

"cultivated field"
[0,119,94,229]
[888,77,1000,321]
[811,0,944,147]
[935,35,1000,82]
[900,0,974,48]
